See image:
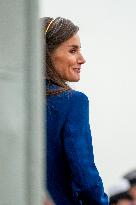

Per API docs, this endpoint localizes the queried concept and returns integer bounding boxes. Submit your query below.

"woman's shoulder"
[47,89,90,122]
[65,89,89,105]
[46,80,89,102]
[69,89,89,100]
[47,89,89,111]
[48,89,89,102]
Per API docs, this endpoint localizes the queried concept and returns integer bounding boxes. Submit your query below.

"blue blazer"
[46,81,109,205]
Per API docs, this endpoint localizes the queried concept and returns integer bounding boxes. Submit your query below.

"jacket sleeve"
[63,91,108,205]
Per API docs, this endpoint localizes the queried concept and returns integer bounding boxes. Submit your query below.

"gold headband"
[45,19,55,34]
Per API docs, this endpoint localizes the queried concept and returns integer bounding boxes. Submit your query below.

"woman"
[41,17,109,205]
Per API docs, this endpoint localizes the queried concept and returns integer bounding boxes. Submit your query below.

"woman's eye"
[70,49,76,53]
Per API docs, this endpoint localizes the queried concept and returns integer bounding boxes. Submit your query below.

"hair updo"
[40,17,79,95]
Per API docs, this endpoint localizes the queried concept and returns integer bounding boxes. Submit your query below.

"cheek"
[52,56,67,77]
[55,56,72,70]
[64,57,76,70]
[52,53,76,77]
[52,54,66,67]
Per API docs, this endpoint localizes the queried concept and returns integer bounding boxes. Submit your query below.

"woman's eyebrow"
[68,44,81,48]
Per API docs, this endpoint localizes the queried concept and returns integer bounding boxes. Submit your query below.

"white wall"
[40,0,136,193]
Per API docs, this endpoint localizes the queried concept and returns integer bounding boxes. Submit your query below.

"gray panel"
[0,0,44,204]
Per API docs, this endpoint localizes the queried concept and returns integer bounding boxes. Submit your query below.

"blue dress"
[46,81,109,205]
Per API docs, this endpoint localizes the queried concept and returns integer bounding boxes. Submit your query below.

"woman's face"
[50,33,86,82]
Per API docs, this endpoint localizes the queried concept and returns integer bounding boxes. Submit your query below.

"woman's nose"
[78,53,86,64]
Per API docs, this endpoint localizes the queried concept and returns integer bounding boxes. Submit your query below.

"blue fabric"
[46,81,109,205]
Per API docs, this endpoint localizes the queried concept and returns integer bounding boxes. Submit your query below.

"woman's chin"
[68,74,80,82]
[73,74,80,82]
[64,73,80,82]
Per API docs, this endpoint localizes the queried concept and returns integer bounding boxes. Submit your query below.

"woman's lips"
[74,68,81,73]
